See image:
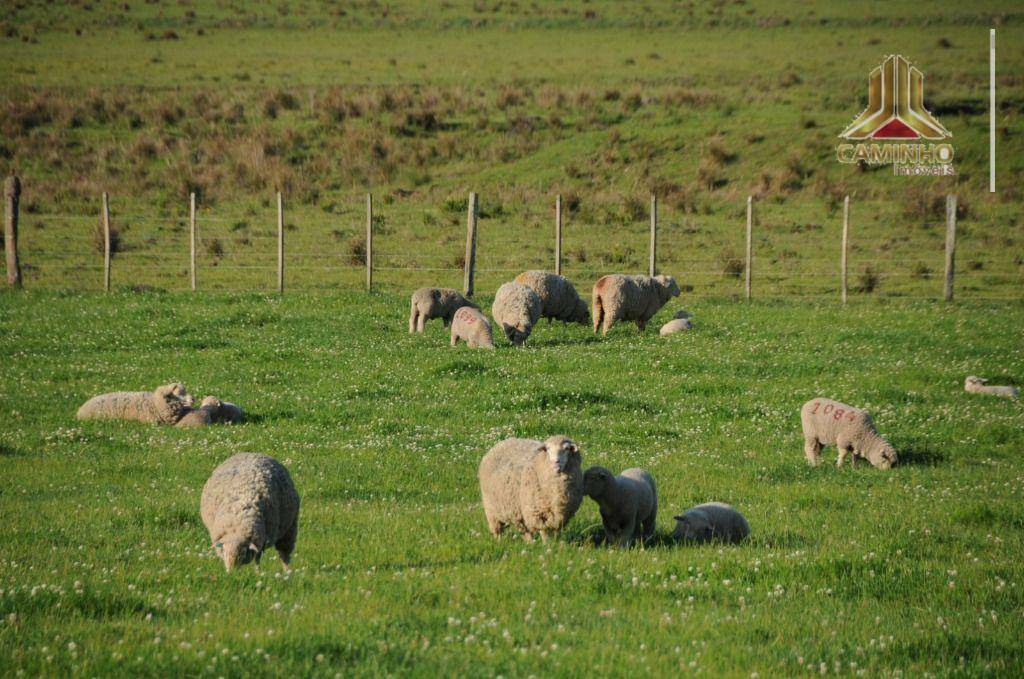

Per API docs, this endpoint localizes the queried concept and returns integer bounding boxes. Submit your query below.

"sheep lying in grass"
[583,466,657,547]
[800,398,898,469]
[673,502,749,544]
[591,274,680,335]
[200,453,300,571]
[491,282,543,346]
[513,270,590,325]
[409,287,477,333]
[450,306,495,349]
[478,436,583,541]
[76,383,193,424]
[176,396,246,427]
[659,318,693,335]
[964,376,1019,398]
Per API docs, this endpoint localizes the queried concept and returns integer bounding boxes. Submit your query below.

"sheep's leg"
[836,437,851,467]
[804,437,822,466]
[417,313,427,333]
[641,514,656,543]
[592,297,604,334]
[636,318,647,332]
[450,331,458,347]
[275,521,298,571]
[409,304,419,333]
[485,513,504,537]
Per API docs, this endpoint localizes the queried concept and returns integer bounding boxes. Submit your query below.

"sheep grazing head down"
[869,443,898,470]
[570,297,591,324]
[541,436,580,475]
[582,465,614,498]
[214,536,262,571]
[673,510,712,542]
[654,275,681,301]
[502,322,533,346]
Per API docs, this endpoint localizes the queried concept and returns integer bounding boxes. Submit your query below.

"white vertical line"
[990,29,996,193]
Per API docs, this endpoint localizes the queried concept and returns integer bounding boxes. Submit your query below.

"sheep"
[964,376,1019,398]
[673,309,693,320]
[800,397,898,469]
[450,306,495,349]
[478,436,584,541]
[672,502,749,544]
[200,453,300,572]
[591,274,681,335]
[76,383,194,424]
[659,318,693,335]
[491,282,543,346]
[582,466,657,547]
[409,287,478,333]
[175,396,246,427]
[513,270,590,325]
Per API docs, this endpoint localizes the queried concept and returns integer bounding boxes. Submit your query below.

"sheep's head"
[502,322,532,346]
[583,466,614,498]
[655,275,681,300]
[214,536,261,571]
[571,298,591,325]
[964,376,987,391]
[541,436,580,475]
[673,510,712,542]
[869,442,898,470]
[155,383,193,420]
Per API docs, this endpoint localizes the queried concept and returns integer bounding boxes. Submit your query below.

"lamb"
[582,466,657,547]
[672,502,749,544]
[591,274,680,335]
[964,376,1019,398]
[659,318,693,335]
[175,396,246,427]
[450,306,495,349]
[800,397,898,469]
[478,436,584,541]
[491,282,543,346]
[76,383,194,424]
[409,287,478,333]
[200,453,300,571]
[513,270,590,325]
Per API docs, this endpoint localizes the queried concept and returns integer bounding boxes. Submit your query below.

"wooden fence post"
[944,194,957,301]
[365,193,373,291]
[277,191,284,294]
[102,191,111,292]
[189,192,197,291]
[649,194,657,277]
[744,196,752,300]
[464,192,478,297]
[554,194,562,276]
[4,176,22,288]
[841,195,849,304]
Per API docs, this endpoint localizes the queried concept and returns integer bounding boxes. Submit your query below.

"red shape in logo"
[871,118,919,139]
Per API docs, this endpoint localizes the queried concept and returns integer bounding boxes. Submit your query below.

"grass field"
[1,291,1022,676]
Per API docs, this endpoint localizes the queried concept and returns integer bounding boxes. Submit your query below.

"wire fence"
[4,189,1023,302]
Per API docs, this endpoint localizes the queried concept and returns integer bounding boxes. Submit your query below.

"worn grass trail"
[0,291,1022,676]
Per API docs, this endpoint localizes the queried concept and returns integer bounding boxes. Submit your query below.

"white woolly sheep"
[591,274,680,335]
[409,287,478,333]
[659,318,693,335]
[478,436,584,541]
[176,397,220,428]
[513,270,590,325]
[200,453,300,571]
[672,502,749,544]
[583,466,657,547]
[76,383,194,424]
[450,306,495,349]
[491,282,543,346]
[964,376,1019,398]
[801,397,898,469]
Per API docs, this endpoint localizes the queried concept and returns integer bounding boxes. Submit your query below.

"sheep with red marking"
[800,398,898,469]
[450,306,495,349]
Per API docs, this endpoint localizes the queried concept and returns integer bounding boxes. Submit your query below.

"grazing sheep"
[800,398,898,469]
[409,287,477,333]
[491,282,543,346]
[591,274,681,335]
[478,436,584,541]
[672,502,749,544]
[200,453,300,571]
[659,318,693,335]
[513,270,590,325]
[964,376,1019,398]
[583,466,657,547]
[76,383,194,424]
[450,306,495,349]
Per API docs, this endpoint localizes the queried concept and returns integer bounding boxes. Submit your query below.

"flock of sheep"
[71,268,1019,570]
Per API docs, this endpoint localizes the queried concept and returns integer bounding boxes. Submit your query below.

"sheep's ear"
[248,542,260,553]
[673,515,685,522]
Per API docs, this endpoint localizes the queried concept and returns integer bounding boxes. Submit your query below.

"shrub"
[348,235,366,265]
[204,238,224,258]
[855,266,879,293]
[92,217,121,255]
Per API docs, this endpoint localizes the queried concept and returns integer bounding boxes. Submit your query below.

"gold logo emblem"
[840,54,950,140]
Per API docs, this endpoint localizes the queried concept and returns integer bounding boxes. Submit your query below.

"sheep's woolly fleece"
[450,306,495,349]
[660,318,693,335]
[478,436,584,540]
[491,282,543,346]
[673,502,750,544]
[964,376,1019,398]
[591,274,680,334]
[200,453,300,571]
[583,466,658,547]
[76,383,194,424]
[409,287,477,333]
[800,397,898,469]
[513,270,590,325]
